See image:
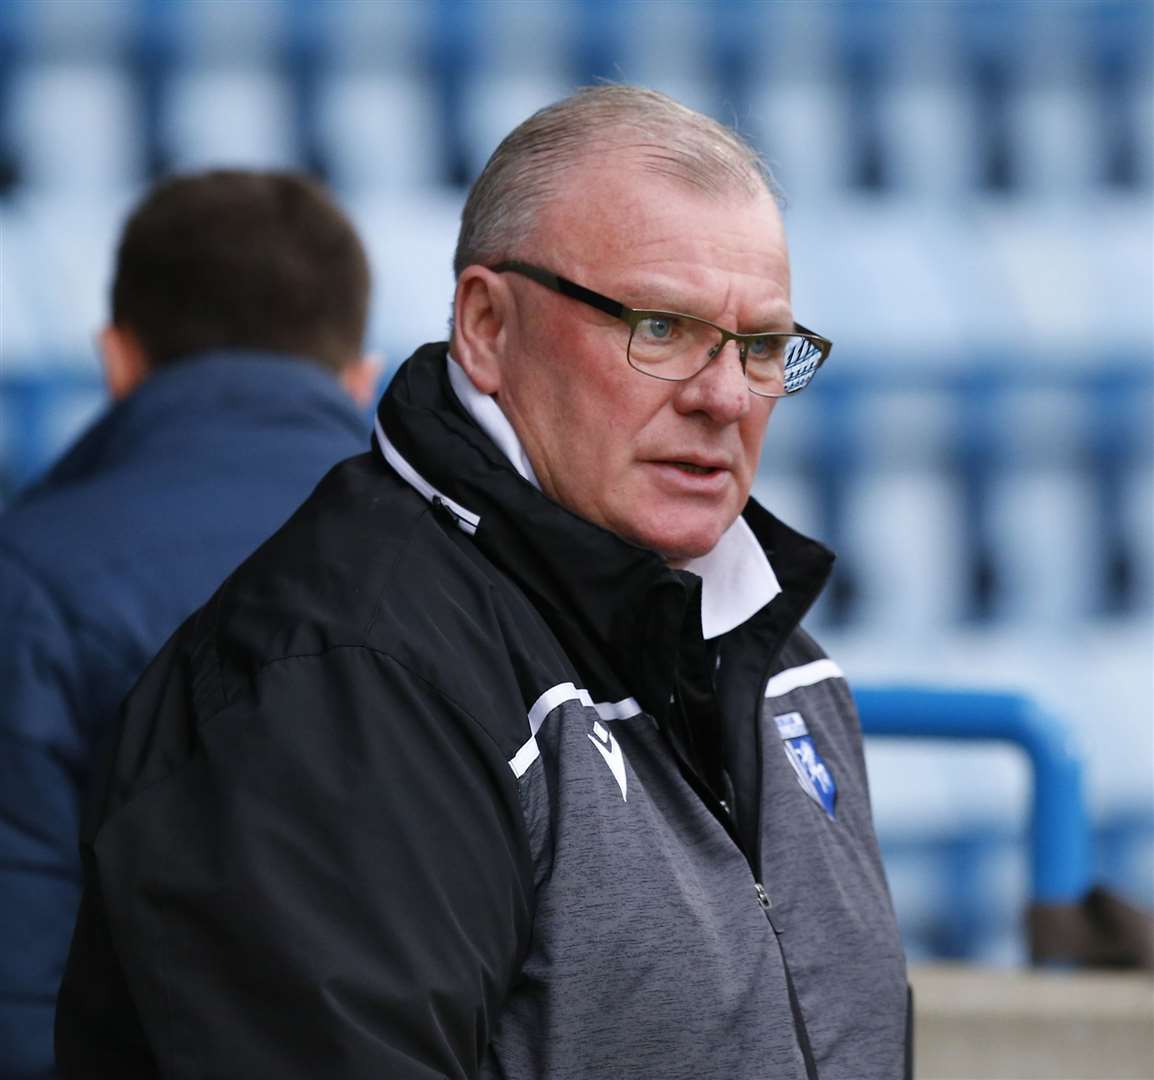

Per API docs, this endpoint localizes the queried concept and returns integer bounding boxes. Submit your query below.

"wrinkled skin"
[454,155,792,563]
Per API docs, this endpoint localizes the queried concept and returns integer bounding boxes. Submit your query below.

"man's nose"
[673,338,750,423]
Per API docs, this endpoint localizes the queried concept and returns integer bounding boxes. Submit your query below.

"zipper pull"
[755,882,780,933]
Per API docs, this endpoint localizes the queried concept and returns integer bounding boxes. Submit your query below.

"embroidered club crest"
[773,711,837,820]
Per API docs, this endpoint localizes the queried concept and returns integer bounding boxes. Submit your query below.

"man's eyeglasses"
[491,260,832,398]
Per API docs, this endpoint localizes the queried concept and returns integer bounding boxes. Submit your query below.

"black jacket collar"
[377,343,834,718]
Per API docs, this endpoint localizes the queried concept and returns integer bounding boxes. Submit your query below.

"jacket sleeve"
[60,644,535,1079]
[0,552,86,1079]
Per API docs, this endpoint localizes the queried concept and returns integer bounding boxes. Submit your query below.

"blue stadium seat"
[589,0,723,120]
[1005,3,1100,198]
[161,65,300,171]
[984,370,1138,625]
[314,0,444,191]
[871,3,980,200]
[317,70,444,193]
[169,0,291,63]
[447,0,577,182]
[842,393,970,630]
[320,0,431,65]
[457,72,574,186]
[1009,83,1100,200]
[18,0,139,59]
[729,0,849,200]
[1135,73,1153,190]
[0,204,44,368]
[747,79,853,204]
[3,191,132,366]
[987,467,1099,623]
[342,190,465,367]
[786,203,968,368]
[1121,463,1153,616]
[8,61,143,191]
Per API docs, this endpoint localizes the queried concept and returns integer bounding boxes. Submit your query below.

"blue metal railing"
[856,687,1092,906]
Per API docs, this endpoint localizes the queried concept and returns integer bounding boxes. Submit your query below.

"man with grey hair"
[57,87,910,1079]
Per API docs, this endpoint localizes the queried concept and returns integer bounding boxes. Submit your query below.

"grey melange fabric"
[484,635,906,1079]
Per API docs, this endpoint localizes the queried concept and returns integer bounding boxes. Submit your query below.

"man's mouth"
[648,459,732,494]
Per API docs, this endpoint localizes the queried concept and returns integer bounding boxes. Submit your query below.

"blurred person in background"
[0,169,376,1078]
[56,88,908,1078]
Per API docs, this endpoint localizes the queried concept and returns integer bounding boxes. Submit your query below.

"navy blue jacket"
[0,353,367,1078]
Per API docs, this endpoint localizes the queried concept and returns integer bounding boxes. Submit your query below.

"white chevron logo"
[587,721,628,801]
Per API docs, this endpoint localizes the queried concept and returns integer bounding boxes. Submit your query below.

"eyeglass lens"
[627,315,824,396]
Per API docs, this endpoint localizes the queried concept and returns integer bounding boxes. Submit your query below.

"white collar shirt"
[447,355,781,639]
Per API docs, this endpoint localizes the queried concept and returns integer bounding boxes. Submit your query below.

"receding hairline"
[453,85,781,279]
[564,133,773,199]
[518,144,785,266]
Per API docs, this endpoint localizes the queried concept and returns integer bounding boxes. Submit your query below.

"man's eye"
[747,337,780,359]
[637,316,678,341]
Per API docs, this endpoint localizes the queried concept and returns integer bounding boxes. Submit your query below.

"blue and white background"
[0,0,1150,964]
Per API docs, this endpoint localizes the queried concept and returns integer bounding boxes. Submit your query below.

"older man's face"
[492,160,791,563]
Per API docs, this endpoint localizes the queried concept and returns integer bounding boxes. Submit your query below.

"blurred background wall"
[0,0,1150,965]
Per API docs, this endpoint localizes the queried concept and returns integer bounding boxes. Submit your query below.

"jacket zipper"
[661,624,820,1078]
[755,879,820,1080]
[661,671,821,1080]
[753,654,821,1080]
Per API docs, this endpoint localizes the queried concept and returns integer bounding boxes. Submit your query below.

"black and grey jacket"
[57,343,909,1079]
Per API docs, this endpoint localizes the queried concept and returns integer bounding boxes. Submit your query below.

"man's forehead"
[527,158,790,321]
[548,151,766,218]
[535,158,785,264]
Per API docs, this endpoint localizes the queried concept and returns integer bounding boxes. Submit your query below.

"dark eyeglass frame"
[490,259,832,397]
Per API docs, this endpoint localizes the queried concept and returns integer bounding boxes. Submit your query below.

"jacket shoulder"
[155,454,554,766]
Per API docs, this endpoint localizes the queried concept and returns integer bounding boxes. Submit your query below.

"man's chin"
[596,496,742,567]
[631,522,730,568]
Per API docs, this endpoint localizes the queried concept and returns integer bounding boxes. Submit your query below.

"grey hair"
[453,85,781,278]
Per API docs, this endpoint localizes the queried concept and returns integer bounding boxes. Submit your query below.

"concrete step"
[911,964,1154,1079]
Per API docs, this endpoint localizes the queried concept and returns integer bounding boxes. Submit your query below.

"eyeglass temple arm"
[792,321,830,347]
[491,260,626,321]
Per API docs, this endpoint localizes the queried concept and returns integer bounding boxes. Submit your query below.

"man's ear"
[98,325,151,400]
[451,266,511,395]
[337,353,382,410]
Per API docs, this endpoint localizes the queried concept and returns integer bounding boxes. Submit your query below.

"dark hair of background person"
[110,170,371,373]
